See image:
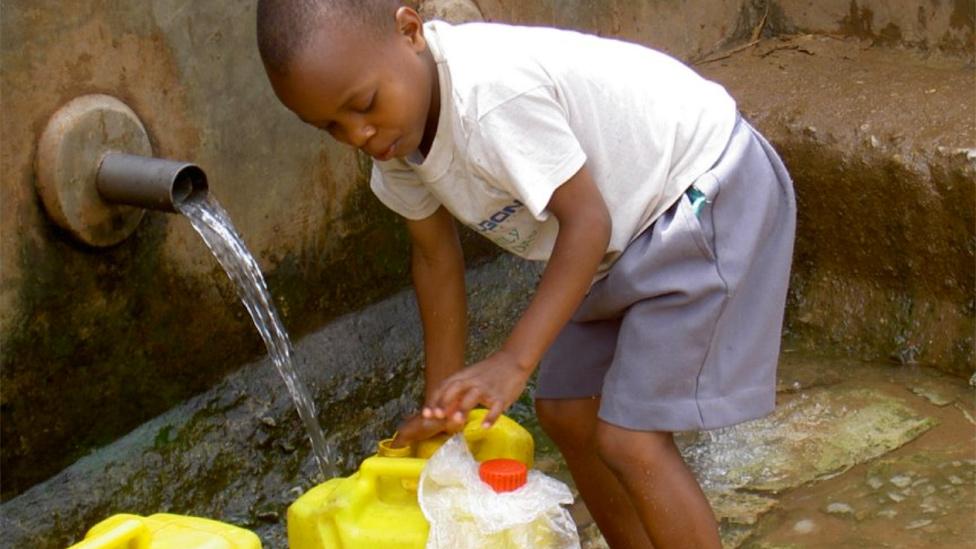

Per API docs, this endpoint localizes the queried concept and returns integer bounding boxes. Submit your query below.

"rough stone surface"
[419,0,484,23]
[0,0,503,499]
[698,35,975,376]
[4,0,973,502]
[1,0,375,498]
[773,0,975,60]
[0,255,543,549]
[476,0,753,62]
[523,353,974,547]
[682,387,936,494]
[745,434,975,546]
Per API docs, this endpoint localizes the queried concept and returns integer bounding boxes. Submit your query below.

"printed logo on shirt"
[471,199,539,255]
[476,200,525,232]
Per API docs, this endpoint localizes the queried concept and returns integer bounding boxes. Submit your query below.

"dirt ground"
[538,352,976,548]
[700,34,975,376]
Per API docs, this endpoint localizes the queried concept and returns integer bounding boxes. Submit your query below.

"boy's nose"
[350,124,377,148]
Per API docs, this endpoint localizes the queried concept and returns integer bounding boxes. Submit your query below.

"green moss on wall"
[1,154,503,501]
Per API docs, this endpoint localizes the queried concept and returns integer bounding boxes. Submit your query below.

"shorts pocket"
[678,183,717,262]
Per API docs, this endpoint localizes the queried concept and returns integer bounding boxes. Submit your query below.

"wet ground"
[3,255,971,548]
[517,351,975,548]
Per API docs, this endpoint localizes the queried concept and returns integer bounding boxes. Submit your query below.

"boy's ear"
[395,6,427,52]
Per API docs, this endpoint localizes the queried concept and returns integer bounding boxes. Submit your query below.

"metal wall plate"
[35,94,153,247]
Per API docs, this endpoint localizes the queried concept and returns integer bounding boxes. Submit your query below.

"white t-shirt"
[370,21,737,274]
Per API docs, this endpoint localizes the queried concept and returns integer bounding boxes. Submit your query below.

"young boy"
[257,1,795,547]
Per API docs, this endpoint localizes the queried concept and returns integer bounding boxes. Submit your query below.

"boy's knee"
[534,399,575,437]
[534,398,596,448]
[593,423,629,470]
[594,421,674,474]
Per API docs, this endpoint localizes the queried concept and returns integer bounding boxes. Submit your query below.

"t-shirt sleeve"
[369,160,441,220]
[467,86,587,221]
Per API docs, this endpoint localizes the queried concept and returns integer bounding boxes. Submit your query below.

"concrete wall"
[475,0,752,59]
[772,0,975,57]
[0,0,755,500]
[475,0,975,59]
[697,33,974,376]
[1,0,466,498]
[3,0,971,500]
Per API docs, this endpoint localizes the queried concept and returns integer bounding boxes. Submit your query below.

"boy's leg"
[536,398,653,548]
[536,116,794,548]
[594,420,721,549]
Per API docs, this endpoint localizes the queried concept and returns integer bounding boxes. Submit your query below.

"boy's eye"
[356,92,376,113]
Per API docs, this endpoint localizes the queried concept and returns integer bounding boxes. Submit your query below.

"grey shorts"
[536,116,796,432]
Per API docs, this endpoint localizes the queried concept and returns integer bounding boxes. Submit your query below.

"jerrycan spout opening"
[377,438,413,458]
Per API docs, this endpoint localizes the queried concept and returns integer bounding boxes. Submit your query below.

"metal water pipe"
[35,94,209,247]
[96,153,208,213]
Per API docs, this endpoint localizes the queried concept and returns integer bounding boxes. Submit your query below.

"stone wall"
[0,0,756,500]
[2,0,463,498]
[3,0,971,499]
[697,35,974,376]
[773,0,975,58]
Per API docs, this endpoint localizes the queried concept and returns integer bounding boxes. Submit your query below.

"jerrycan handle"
[67,517,150,549]
[358,456,426,489]
[462,409,492,441]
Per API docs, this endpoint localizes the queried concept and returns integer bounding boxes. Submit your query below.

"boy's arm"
[426,164,611,427]
[404,206,467,402]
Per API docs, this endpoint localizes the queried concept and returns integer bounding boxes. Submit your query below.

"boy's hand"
[390,413,457,448]
[423,349,533,429]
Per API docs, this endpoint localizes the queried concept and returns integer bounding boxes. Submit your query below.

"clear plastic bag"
[418,434,581,549]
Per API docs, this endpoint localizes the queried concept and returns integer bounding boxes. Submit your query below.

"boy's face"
[267,8,437,161]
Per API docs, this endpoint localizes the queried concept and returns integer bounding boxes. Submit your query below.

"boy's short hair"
[256,0,402,75]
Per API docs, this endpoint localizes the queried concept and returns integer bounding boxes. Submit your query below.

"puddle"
[546,353,975,548]
[747,450,975,548]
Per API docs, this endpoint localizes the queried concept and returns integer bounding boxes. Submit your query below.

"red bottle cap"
[479,459,528,492]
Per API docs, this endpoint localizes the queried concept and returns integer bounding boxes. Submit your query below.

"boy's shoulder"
[428,20,603,73]
[427,22,587,120]
[428,20,669,108]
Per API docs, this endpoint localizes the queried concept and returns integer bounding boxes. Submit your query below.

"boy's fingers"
[428,384,450,417]
[431,389,449,418]
[394,413,449,445]
[458,387,483,416]
[392,416,422,446]
[442,387,477,432]
[445,409,466,432]
[483,401,505,428]
[435,379,471,416]
[441,384,476,421]
[426,381,454,417]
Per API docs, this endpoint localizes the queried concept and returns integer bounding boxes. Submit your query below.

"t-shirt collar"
[407,21,453,181]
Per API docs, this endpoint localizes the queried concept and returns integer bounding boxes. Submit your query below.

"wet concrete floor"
[519,352,975,548]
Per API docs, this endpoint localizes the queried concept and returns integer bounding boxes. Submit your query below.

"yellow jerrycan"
[66,513,261,549]
[288,409,534,549]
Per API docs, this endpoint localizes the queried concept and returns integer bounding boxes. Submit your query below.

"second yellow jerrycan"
[66,513,261,549]
[287,409,534,549]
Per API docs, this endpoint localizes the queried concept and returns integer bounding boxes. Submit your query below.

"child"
[257,2,795,547]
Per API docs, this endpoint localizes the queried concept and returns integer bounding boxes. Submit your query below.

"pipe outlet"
[97,153,208,214]
[34,94,208,247]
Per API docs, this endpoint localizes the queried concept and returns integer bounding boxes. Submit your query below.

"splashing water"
[178,194,333,478]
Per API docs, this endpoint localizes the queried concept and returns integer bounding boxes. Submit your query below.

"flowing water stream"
[178,194,334,479]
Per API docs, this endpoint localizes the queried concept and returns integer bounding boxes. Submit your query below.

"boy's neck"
[417,47,440,158]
